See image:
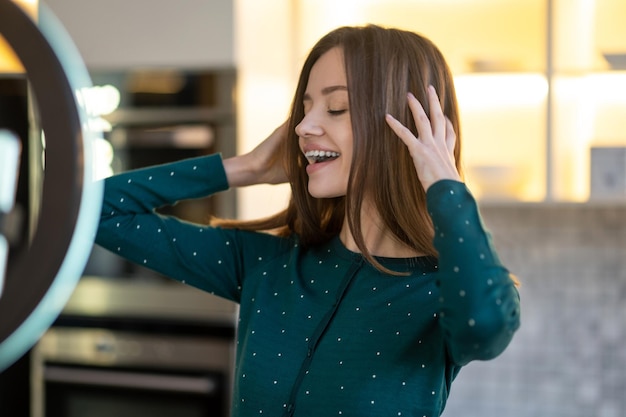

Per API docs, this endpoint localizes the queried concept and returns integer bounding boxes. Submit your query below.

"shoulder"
[230,229,300,263]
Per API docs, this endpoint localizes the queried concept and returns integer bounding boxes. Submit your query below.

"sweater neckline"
[328,236,438,272]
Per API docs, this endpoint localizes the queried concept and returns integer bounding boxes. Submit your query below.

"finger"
[428,85,446,140]
[385,113,419,149]
[406,92,432,141]
[445,117,456,156]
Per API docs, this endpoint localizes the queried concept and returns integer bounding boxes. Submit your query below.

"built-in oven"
[31,276,238,417]
[33,327,232,417]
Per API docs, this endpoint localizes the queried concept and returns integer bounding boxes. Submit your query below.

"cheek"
[338,131,354,167]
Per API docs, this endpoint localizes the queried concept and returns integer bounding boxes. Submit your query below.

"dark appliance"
[31,276,238,417]
[84,68,237,280]
[0,73,31,417]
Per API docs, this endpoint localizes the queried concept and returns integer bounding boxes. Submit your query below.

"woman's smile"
[303,147,342,176]
[304,149,341,164]
[296,47,353,198]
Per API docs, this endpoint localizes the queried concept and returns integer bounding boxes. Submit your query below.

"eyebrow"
[303,85,348,101]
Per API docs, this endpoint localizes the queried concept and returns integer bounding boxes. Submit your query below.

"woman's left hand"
[385,85,461,191]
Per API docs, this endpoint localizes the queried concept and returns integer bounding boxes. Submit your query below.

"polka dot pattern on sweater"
[95,154,520,417]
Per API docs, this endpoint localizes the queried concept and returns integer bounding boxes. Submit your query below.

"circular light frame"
[0,2,103,371]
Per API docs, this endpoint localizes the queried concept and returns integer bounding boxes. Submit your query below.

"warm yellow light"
[12,0,38,19]
[0,1,38,74]
[454,73,548,109]
[0,39,23,74]
[552,72,626,201]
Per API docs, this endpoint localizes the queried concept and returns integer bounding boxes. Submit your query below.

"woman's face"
[296,47,353,199]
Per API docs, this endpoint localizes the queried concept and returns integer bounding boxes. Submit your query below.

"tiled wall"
[442,202,626,417]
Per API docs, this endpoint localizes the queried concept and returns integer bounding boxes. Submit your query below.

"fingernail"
[407,92,415,100]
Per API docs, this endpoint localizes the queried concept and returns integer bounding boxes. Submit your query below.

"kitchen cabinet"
[42,0,626,203]
[550,0,626,201]
[295,0,626,202]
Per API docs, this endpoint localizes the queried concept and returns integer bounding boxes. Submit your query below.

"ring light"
[0,1,103,371]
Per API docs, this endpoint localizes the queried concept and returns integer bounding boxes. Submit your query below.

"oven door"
[43,365,226,417]
[32,327,233,417]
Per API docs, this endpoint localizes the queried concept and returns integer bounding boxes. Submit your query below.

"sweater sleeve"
[426,179,520,366]
[95,154,244,302]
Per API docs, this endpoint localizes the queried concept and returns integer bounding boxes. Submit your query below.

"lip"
[300,141,341,175]
[306,159,333,175]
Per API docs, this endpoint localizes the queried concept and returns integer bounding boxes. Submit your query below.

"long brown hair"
[214,25,463,274]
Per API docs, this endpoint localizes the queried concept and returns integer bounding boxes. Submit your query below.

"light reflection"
[0,131,21,298]
[74,84,120,179]
[92,137,114,180]
[81,84,121,117]
[454,73,549,109]
[11,0,38,19]
[553,72,626,200]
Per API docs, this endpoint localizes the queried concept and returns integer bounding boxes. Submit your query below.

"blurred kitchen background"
[1,0,626,416]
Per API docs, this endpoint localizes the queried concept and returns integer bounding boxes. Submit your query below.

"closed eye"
[328,109,347,116]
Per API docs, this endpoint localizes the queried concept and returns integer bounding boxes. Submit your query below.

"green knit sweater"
[96,153,520,417]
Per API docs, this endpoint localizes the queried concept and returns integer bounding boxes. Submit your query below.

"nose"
[295,112,324,138]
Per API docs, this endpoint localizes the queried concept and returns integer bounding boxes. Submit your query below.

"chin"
[307,185,346,199]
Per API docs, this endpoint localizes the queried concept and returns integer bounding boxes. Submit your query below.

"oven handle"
[44,365,218,395]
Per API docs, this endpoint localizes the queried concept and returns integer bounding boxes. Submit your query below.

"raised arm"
[223,122,289,187]
[386,85,520,365]
[427,180,520,365]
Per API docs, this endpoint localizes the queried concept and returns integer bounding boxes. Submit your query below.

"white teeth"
[305,150,340,158]
[304,149,341,164]
[304,150,340,164]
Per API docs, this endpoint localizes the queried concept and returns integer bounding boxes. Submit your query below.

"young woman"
[96,25,520,417]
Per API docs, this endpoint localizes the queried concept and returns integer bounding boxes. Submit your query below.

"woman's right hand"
[223,122,289,188]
